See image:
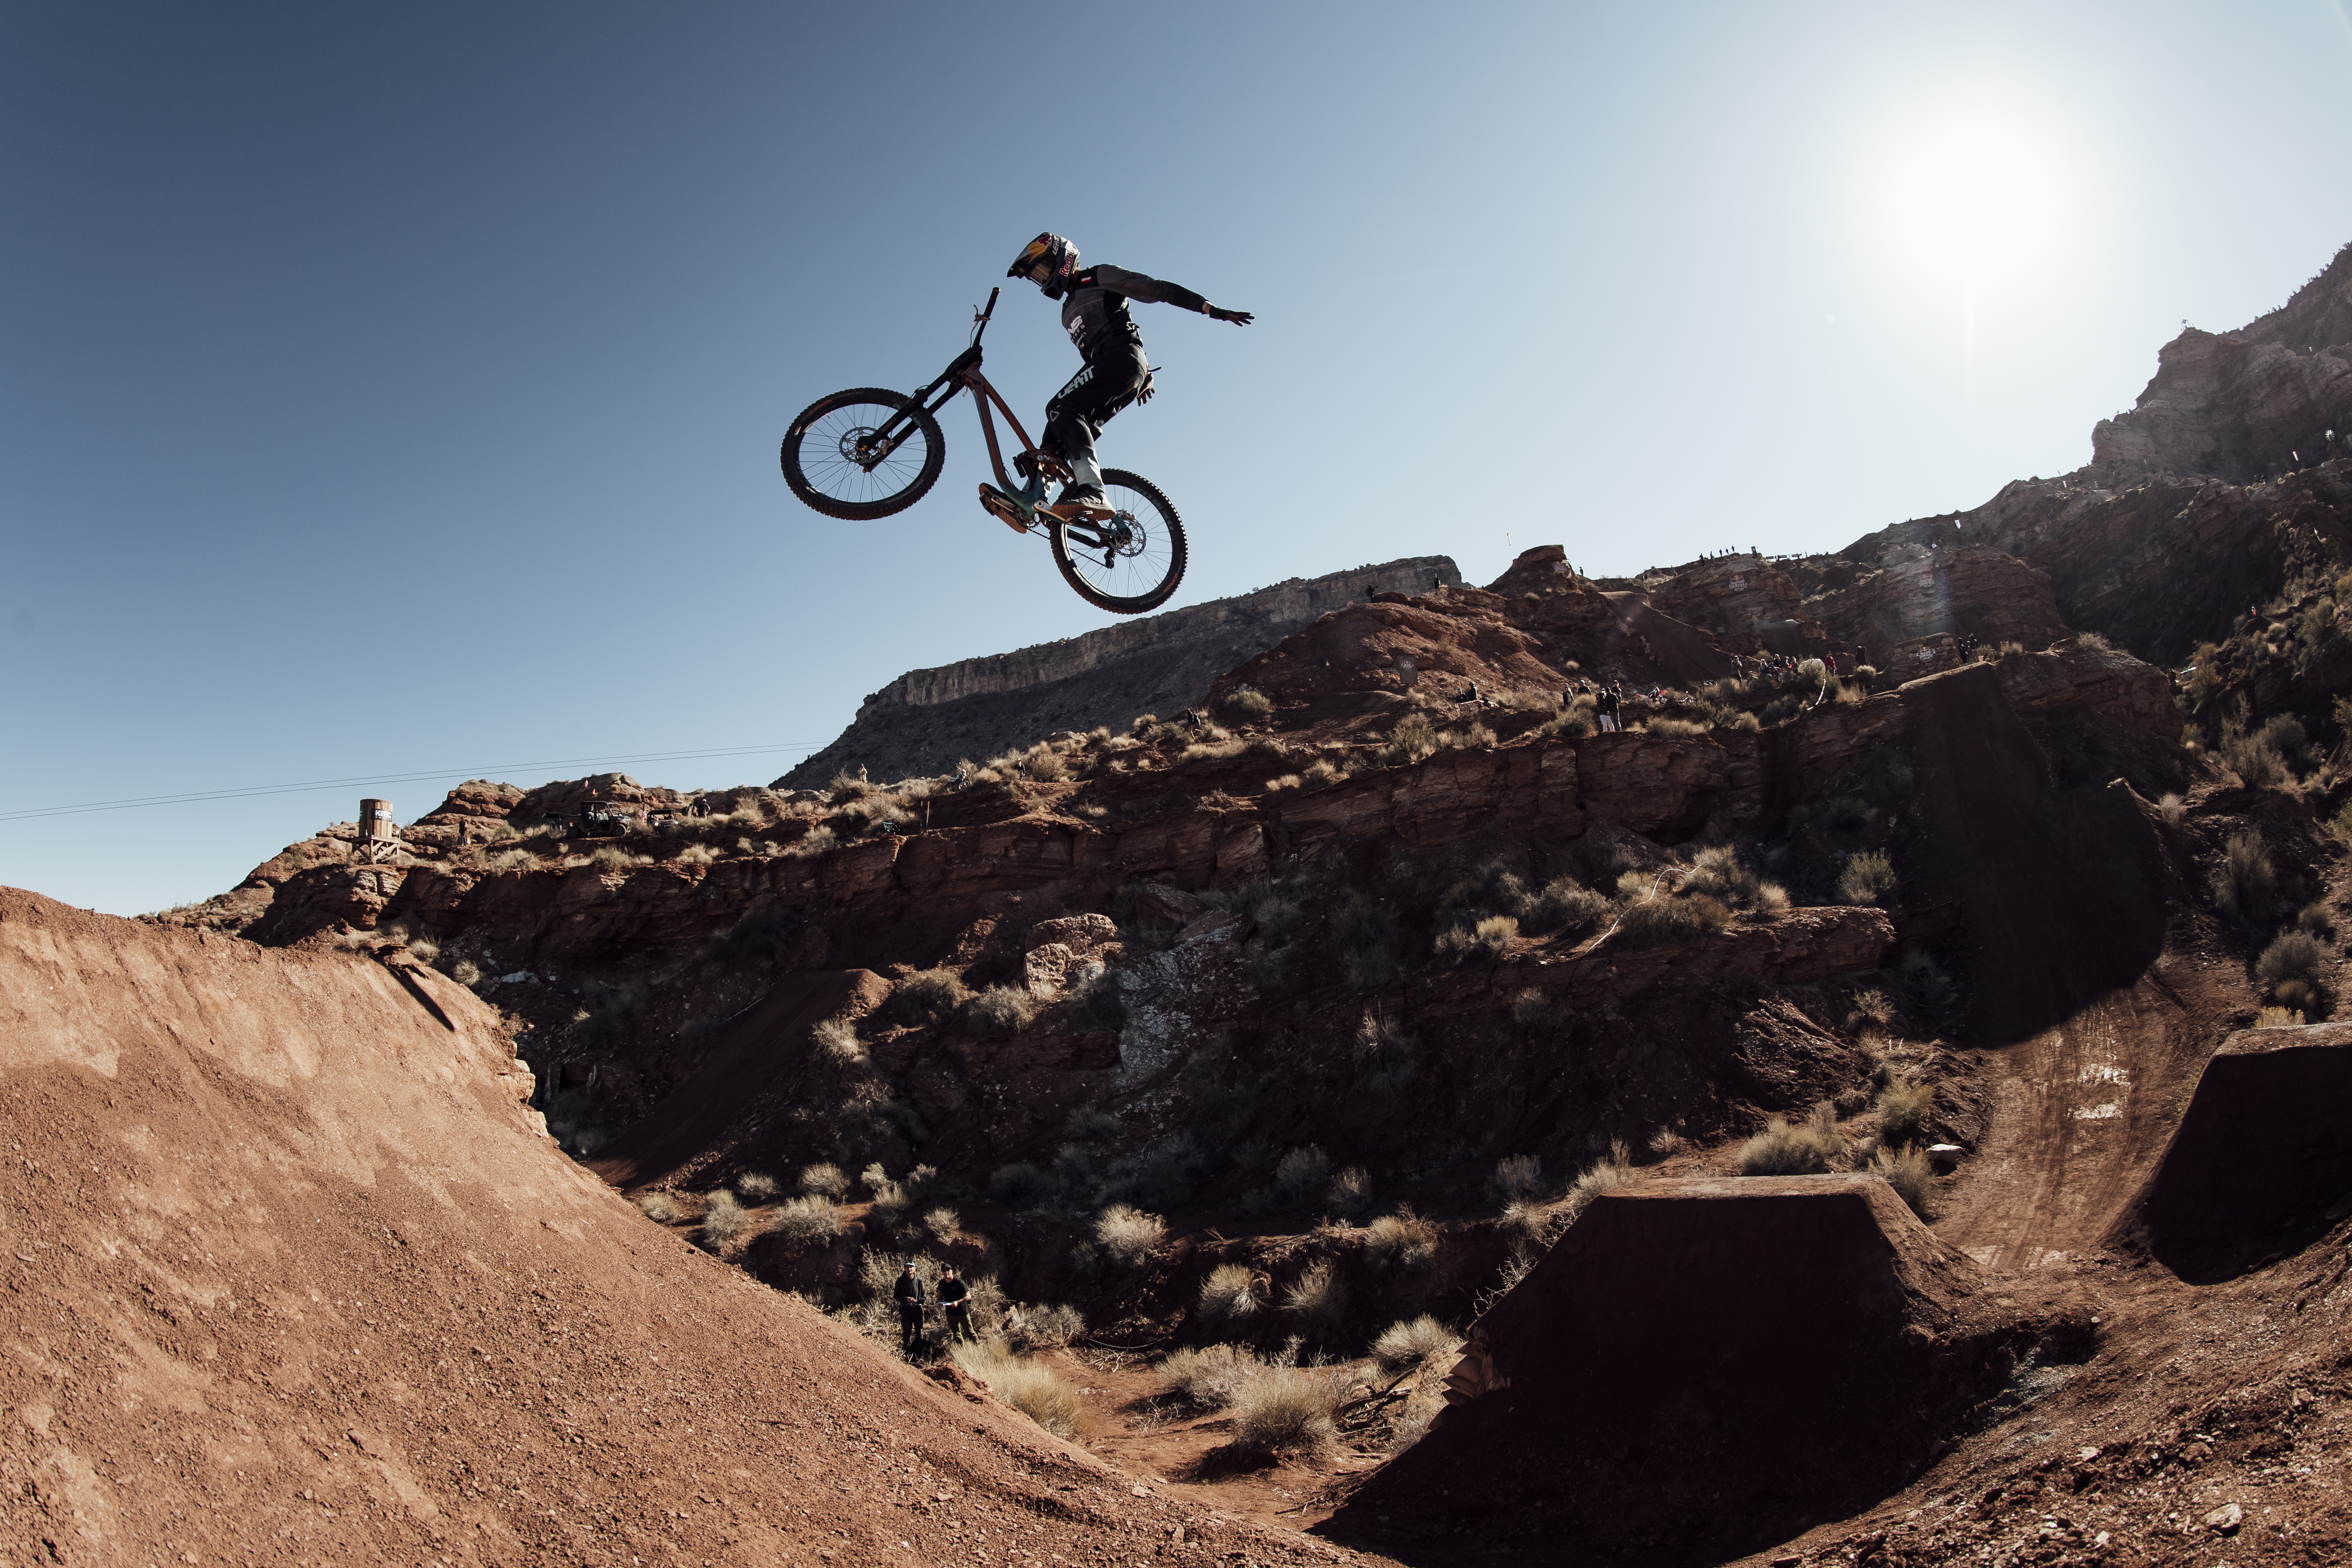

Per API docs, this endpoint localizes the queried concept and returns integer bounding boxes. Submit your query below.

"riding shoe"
[1039,490,1115,524]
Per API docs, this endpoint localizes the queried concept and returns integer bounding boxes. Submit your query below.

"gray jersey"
[1059,264,1208,360]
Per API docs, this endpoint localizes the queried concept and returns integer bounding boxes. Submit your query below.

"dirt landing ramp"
[1324,1177,2037,1563]
[0,890,1358,1568]
[2105,1021,2352,1283]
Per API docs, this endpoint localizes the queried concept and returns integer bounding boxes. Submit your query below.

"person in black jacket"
[893,1262,926,1354]
[938,1265,974,1343]
[1007,233,1252,524]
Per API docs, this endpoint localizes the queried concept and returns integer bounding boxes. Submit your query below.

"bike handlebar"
[971,286,1001,347]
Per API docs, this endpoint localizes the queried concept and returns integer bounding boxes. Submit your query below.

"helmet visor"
[1028,260,1055,284]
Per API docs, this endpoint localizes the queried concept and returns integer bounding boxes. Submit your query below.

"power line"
[0,742,827,823]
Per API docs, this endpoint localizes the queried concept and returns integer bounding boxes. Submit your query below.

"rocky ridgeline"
[777,555,1462,787]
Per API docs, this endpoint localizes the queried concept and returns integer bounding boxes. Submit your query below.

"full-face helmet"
[1007,232,1079,300]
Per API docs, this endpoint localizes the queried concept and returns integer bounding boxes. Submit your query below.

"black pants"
[899,1304,923,1351]
[1041,346,1148,500]
[943,1306,975,1343]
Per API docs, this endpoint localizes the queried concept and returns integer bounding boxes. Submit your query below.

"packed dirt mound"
[0,889,1373,1568]
[1897,661,2169,1040]
[1323,1176,2058,1562]
[2106,1020,2352,1283]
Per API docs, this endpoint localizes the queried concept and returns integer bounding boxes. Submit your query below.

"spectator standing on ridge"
[1005,233,1252,524]
[894,1262,927,1355]
[1598,685,1621,733]
[939,1266,974,1343]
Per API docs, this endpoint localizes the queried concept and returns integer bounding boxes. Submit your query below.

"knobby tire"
[1050,468,1187,615]
[780,387,945,521]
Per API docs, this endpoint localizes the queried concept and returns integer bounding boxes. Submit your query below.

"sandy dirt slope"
[0,889,1383,1567]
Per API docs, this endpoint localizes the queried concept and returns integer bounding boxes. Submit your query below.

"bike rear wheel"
[1050,469,1187,615]
[781,387,945,520]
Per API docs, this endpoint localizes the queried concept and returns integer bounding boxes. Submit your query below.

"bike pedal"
[977,483,1032,534]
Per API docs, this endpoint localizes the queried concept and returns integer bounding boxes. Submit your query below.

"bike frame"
[863,286,1055,524]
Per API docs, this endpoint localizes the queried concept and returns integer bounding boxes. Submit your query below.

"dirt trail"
[1934,957,2238,1272]
[0,889,1384,1567]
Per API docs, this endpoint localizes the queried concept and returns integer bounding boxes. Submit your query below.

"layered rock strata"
[778,555,1461,786]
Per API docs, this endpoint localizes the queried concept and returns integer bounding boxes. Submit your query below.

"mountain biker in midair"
[1006,233,1251,523]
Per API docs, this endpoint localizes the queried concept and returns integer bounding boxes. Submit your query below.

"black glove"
[1205,305,1253,325]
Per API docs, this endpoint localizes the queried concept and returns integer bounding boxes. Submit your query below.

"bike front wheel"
[1050,469,1187,615]
[781,387,945,520]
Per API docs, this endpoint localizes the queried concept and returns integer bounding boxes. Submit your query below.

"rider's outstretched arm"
[1092,264,1253,325]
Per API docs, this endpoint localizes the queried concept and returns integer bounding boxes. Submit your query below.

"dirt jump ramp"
[2105,1020,2352,1284]
[1325,1176,2032,1563]
[0,889,1356,1567]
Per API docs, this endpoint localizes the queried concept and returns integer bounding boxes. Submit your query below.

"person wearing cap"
[893,1262,927,1355]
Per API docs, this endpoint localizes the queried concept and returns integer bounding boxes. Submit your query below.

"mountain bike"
[780,287,1186,615]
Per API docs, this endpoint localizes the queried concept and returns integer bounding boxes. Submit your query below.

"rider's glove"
[1205,305,1253,325]
[1136,368,1157,405]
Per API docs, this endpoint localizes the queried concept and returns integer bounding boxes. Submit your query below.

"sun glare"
[1885,119,2063,283]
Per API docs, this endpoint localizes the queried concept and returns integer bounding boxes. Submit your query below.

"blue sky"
[6,0,2351,915]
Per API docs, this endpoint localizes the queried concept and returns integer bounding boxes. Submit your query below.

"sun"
[1884,118,2064,283]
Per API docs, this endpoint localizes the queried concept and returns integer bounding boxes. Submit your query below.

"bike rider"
[1007,233,1251,523]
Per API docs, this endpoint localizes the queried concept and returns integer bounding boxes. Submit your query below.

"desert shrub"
[1384,713,1439,766]
[1645,717,1708,739]
[989,1162,1055,1209]
[1274,1144,1333,1202]
[1871,1144,1934,1217]
[638,1192,678,1223]
[1682,845,1788,914]
[2299,901,2339,938]
[1850,987,1897,1028]
[1520,877,1610,937]
[1264,773,1302,792]
[1434,913,1519,961]
[2211,831,2276,919]
[1302,758,1343,790]
[1158,1343,1261,1408]
[1198,1263,1259,1323]
[1281,1259,1350,1325]
[1009,1302,1086,1351]
[736,1171,780,1202]
[402,932,443,964]
[1228,1367,1343,1457]
[829,772,876,801]
[1876,1075,1935,1144]
[812,1015,866,1064]
[701,1190,749,1245]
[1219,685,1274,722]
[2257,1004,2306,1028]
[1562,1141,1633,1218]
[2223,729,2289,789]
[773,1194,842,1242]
[785,826,838,858]
[1371,1315,1461,1370]
[450,957,484,988]
[923,1206,960,1243]
[1737,1113,1842,1175]
[1615,891,1731,947]
[950,1342,1089,1440]
[2257,929,2329,998]
[2157,791,2187,826]
[891,967,971,1025]
[1363,1209,1441,1272]
[964,985,1037,1040]
[1326,1166,1373,1218]
[1837,850,1899,907]
[1438,721,1498,749]
[799,1161,849,1199]
[1489,1153,1545,1205]
[1095,1204,1166,1266]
